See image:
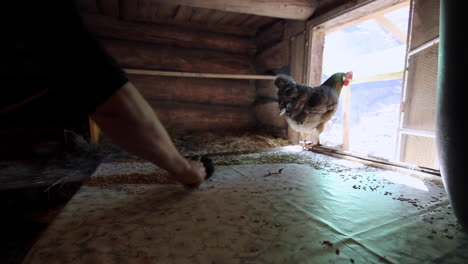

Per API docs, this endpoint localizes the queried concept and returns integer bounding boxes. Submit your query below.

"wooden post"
[341,84,351,150]
[305,27,325,86]
[288,32,307,144]
[303,26,325,144]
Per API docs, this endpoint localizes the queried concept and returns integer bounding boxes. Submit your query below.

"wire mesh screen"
[402,134,437,169]
[403,44,438,131]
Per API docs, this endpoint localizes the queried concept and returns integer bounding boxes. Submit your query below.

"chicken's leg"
[314,123,326,148]
[304,123,325,151]
[299,132,306,150]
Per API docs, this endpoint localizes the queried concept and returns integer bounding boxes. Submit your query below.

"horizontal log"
[96,0,119,17]
[121,14,255,37]
[255,79,278,98]
[101,38,255,74]
[254,102,287,129]
[151,0,318,20]
[83,14,256,55]
[284,20,306,40]
[77,0,100,13]
[118,0,255,36]
[150,102,256,131]
[255,21,284,50]
[255,40,290,74]
[129,75,255,106]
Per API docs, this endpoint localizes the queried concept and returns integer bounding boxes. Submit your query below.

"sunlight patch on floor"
[379,170,429,191]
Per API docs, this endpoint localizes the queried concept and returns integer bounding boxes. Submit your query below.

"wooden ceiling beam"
[319,0,409,33]
[149,0,318,20]
[374,15,407,43]
[119,0,255,36]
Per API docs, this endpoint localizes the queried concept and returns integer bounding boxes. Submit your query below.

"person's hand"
[170,158,206,189]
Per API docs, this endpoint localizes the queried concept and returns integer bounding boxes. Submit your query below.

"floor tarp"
[23,153,467,264]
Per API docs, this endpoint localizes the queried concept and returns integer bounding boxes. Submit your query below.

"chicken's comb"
[343,71,353,86]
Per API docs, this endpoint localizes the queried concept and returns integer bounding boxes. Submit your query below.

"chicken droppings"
[321,240,333,248]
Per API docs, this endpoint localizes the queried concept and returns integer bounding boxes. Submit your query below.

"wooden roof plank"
[148,0,318,20]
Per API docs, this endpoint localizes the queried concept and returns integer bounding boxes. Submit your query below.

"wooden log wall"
[83,13,258,133]
[132,75,256,132]
[83,14,257,55]
[253,20,307,139]
[102,39,254,74]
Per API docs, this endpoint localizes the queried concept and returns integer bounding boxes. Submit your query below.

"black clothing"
[1,0,128,123]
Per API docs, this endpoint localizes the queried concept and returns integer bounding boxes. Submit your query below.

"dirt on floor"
[84,148,362,191]
[84,131,291,188]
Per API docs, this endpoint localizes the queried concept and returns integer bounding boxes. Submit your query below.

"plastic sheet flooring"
[23,152,467,264]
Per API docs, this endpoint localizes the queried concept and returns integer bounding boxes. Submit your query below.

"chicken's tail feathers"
[275,75,318,120]
[275,75,299,103]
[275,75,297,115]
[279,108,287,116]
[274,75,296,88]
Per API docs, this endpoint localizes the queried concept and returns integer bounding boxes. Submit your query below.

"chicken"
[275,72,353,147]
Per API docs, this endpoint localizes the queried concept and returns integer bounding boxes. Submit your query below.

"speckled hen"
[275,72,353,147]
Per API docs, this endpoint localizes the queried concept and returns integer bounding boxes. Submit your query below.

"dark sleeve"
[33,1,129,117]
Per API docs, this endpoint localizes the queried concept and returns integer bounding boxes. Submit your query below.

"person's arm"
[90,82,206,188]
